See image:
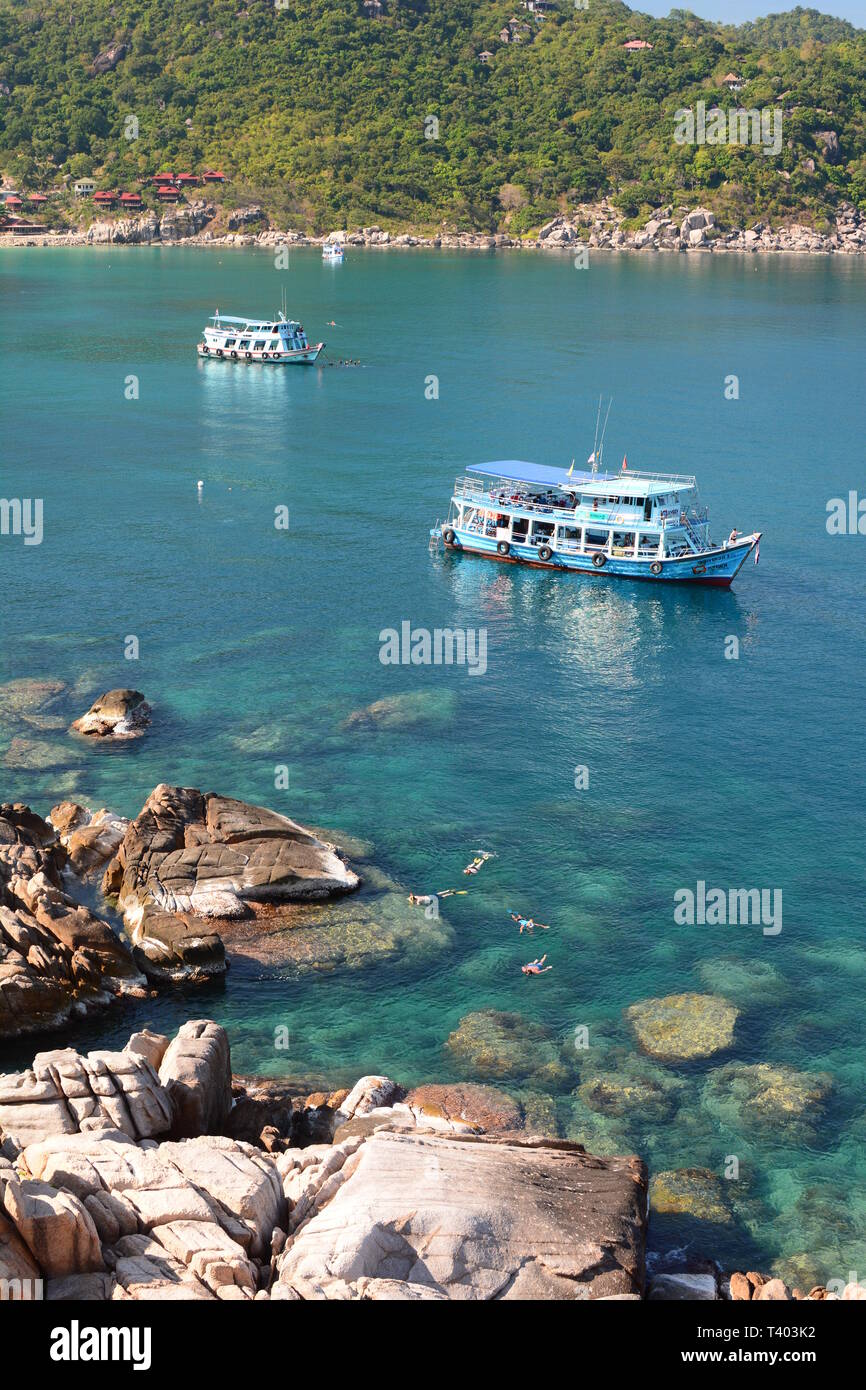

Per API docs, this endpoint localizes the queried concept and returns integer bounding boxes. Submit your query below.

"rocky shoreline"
[1,1016,861,1301]
[0,681,861,1300]
[3,198,866,257]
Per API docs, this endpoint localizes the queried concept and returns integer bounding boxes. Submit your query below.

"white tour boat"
[322,243,344,262]
[197,309,323,364]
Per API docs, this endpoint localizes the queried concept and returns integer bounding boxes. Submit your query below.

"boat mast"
[598,397,613,473]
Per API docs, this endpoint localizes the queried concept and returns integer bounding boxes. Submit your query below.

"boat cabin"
[204,313,310,355]
[449,461,711,559]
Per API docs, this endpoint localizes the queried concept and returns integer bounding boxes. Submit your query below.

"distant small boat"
[322,243,344,262]
[197,309,323,364]
[431,459,761,587]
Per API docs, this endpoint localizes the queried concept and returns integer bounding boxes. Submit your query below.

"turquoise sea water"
[1,246,865,1283]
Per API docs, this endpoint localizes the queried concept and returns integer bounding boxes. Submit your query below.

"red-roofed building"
[622,39,653,50]
[155,184,181,202]
[175,173,199,186]
[153,172,175,184]
[1,219,47,234]
[4,196,22,210]
[93,190,117,207]
[26,192,48,205]
[119,191,142,207]
[201,169,225,183]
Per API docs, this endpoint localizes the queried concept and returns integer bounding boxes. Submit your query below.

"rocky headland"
[4,198,866,257]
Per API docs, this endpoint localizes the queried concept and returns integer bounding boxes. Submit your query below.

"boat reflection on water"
[435,541,744,692]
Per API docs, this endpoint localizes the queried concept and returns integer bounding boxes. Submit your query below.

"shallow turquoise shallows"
[1,246,865,1283]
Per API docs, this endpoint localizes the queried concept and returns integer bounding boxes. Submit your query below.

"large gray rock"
[275,1130,646,1299]
[2,1175,103,1277]
[158,1021,232,1138]
[102,785,359,981]
[0,1046,173,1149]
[0,1208,42,1292]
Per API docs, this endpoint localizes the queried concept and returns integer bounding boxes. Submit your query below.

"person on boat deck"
[728,528,739,545]
[510,911,549,934]
[522,955,552,976]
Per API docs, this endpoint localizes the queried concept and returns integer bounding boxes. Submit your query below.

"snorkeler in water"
[407,889,468,906]
[509,911,550,934]
[463,850,494,876]
[521,955,552,976]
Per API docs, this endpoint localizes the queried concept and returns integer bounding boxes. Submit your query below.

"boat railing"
[612,469,698,487]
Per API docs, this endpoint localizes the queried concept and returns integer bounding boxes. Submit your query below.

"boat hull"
[438,529,760,587]
[197,343,324,365]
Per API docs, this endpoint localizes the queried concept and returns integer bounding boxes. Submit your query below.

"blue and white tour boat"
[197,309,323,364]
[431,459,761,587]
[322,243,344,262]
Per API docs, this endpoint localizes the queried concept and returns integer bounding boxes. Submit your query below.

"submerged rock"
[650,1168,734,1225]
[702,1062,832,1139]
[71,689,151,740]
[697,956,784,1004]
[0,678,67,721]
[626,992,738,1061]
[343,690,457,732]
[577,1063,684,1122]
[3,736,82,772]
[445,1009,570,1087]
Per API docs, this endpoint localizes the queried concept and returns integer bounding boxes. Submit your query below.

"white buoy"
[197,480,204,490]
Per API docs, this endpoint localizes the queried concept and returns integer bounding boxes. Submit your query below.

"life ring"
[692,563,707,576]
[230,350,238,359]
[201,345,209,355]
[443,528,456,546]
[650,561,663,576]
[497,541,510,556]
[245,352,252,360]
[262,352,269,360]
[538,545,552,562]
[216,348,223,357]
[592,552,606,567]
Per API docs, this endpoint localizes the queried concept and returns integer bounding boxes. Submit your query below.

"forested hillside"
[0,0,864,232]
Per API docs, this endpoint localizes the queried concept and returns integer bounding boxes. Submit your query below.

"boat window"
[254,339,266,350]
[225,338,236,348]
[239,339,250,349]
[585,529,608,549]
[643,498,652,521]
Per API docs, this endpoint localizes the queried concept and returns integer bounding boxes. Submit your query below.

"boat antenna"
[598,396,613,472]
[591,395,602,476]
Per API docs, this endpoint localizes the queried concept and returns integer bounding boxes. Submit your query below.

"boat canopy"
[468,461,613,488]
[466,461,696,497]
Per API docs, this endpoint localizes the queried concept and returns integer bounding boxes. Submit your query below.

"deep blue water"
[1,245,865,1283]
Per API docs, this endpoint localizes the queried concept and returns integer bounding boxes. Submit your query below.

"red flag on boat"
[622,455,628,470]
